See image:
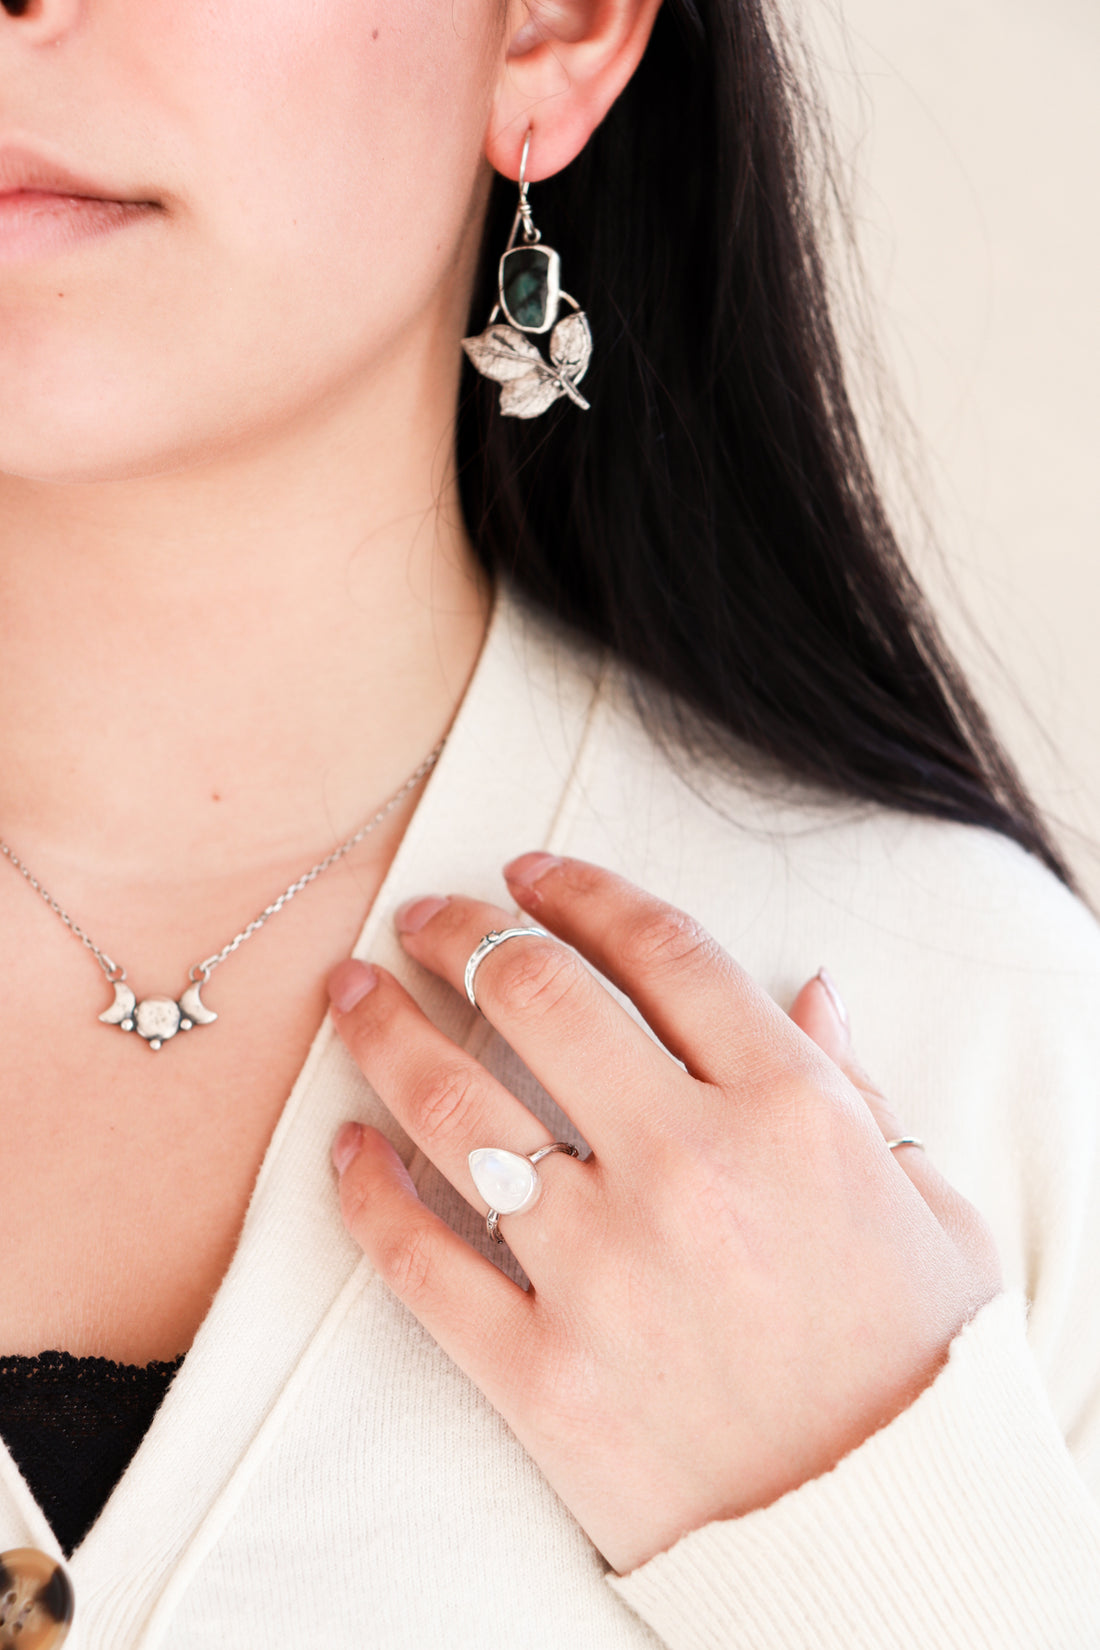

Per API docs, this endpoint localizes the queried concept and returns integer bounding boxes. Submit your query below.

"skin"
[329,859,1001,1574]
[0,0,646,1360]
[0,0,1000,1574]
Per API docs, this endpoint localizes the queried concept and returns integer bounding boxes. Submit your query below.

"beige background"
[801,0,1100,899]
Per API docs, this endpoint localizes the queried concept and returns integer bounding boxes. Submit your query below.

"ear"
[487,0,662,181]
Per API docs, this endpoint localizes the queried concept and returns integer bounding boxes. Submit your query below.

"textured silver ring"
[886,1136,925,1152]
[464,925,552,1013]
[468,1142,580,1245]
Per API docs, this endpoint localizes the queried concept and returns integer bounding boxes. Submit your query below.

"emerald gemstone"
[499,246,560,333]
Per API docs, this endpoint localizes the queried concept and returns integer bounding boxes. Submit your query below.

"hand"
[327,854,1002,1575]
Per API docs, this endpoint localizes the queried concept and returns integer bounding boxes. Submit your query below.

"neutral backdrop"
[801,0,1099,901]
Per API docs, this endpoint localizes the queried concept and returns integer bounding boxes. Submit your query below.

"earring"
[462,130,593,420]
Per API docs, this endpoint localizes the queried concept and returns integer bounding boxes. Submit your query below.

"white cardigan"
[3,586,1098,1649]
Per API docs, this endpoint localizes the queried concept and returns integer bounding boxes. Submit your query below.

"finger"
[333,1122,534,1407]
[392,895,696,1154]
[328,959,567,1215]
[788,970,999,1275]
[502,853,791,1087]
[787,970,908,1139]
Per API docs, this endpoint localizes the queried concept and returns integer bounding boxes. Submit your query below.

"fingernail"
[327,959,378,1013]
[503,852,562,888]
[817,967,849,1031]
[332,1121,364,1176]
[395,895,449,934]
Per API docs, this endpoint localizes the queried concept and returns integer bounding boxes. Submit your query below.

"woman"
[0,0,1095,1645]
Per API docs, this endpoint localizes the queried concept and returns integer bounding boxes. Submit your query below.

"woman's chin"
[0,419,228,488]
[0,417,182,487]
[0,367,263,487]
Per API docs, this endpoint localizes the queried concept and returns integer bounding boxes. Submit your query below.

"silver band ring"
[468,1141,580,1245]
[464,925,552,1014]
[886,1136,925,1152]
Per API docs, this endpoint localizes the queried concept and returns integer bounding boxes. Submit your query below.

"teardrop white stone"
[467,1148,540,1215]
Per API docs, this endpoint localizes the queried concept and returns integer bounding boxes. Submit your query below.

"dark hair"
[456,0,1075,887]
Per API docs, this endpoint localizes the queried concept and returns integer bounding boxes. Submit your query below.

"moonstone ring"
[885,1136,925,1151]
[463,925,553,1014]
[468,1143,580,1244]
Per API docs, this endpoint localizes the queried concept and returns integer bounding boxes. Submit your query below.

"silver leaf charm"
[499,374,571,420]
[461,325,544,384]
[549,311,592,382]
[464,310,592,419]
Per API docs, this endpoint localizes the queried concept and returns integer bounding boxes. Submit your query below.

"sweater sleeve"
[606,1292,1100,1650]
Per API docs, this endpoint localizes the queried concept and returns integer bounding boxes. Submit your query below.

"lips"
[0,143,152,204]
[0,145,159,265]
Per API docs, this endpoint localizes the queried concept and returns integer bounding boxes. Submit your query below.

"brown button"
[0,1549,73,1649]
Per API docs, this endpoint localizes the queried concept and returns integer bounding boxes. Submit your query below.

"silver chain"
[0,740,444,989]
[0,842,125,982]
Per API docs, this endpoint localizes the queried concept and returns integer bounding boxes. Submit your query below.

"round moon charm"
[133,996,183,1050]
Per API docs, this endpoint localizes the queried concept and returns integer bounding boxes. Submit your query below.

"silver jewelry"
[468,1142,580,1244]
[886,1136,925,1152]
[0,742,443,1051]
[463,925,552,1013]
[462,127,593,420]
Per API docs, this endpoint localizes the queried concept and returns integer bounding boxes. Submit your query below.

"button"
[0,1549,74,1649]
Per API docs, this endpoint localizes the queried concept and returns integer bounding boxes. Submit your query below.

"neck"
[0,351,490,890]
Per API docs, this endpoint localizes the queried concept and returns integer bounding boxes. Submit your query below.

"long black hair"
[456,0,1074,886]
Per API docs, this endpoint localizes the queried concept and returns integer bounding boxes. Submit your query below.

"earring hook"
[516,128,540,244]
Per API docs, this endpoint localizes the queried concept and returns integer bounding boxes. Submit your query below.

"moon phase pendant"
[99,979,218,1050]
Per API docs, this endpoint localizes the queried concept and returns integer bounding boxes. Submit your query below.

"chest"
[0,860,385,1365]
[0,998,330,1366]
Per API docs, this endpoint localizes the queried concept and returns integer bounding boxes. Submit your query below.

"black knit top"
[0,1351,186,1556]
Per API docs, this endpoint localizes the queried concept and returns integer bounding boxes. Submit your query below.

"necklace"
[0,741,443,1051]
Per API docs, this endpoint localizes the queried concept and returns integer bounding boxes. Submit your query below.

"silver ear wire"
[516,129,539,245]
[461,126,593,420]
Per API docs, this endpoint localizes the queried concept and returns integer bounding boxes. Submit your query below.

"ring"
[468,1142,580,1244]
[886,1136,925,1152]
[464,925,552,1014]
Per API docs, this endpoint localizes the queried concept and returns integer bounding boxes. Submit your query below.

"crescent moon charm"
[179,981,218,1027]
[98,980,217,1046]
[98,981,137,1030]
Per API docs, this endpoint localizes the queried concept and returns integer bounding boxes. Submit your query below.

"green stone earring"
[462,129,593,420]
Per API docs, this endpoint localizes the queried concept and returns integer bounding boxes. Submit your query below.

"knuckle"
[377,1222,438,1303]
[406,1060,483,1143]
[788,1083,854,1155]
[620,904,717,975]
[491,940,585,1018]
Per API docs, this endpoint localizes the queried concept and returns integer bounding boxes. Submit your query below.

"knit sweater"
[1,585,1097,1649]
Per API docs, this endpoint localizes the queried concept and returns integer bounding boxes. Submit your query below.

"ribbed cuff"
[608,1293,1100,1650]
